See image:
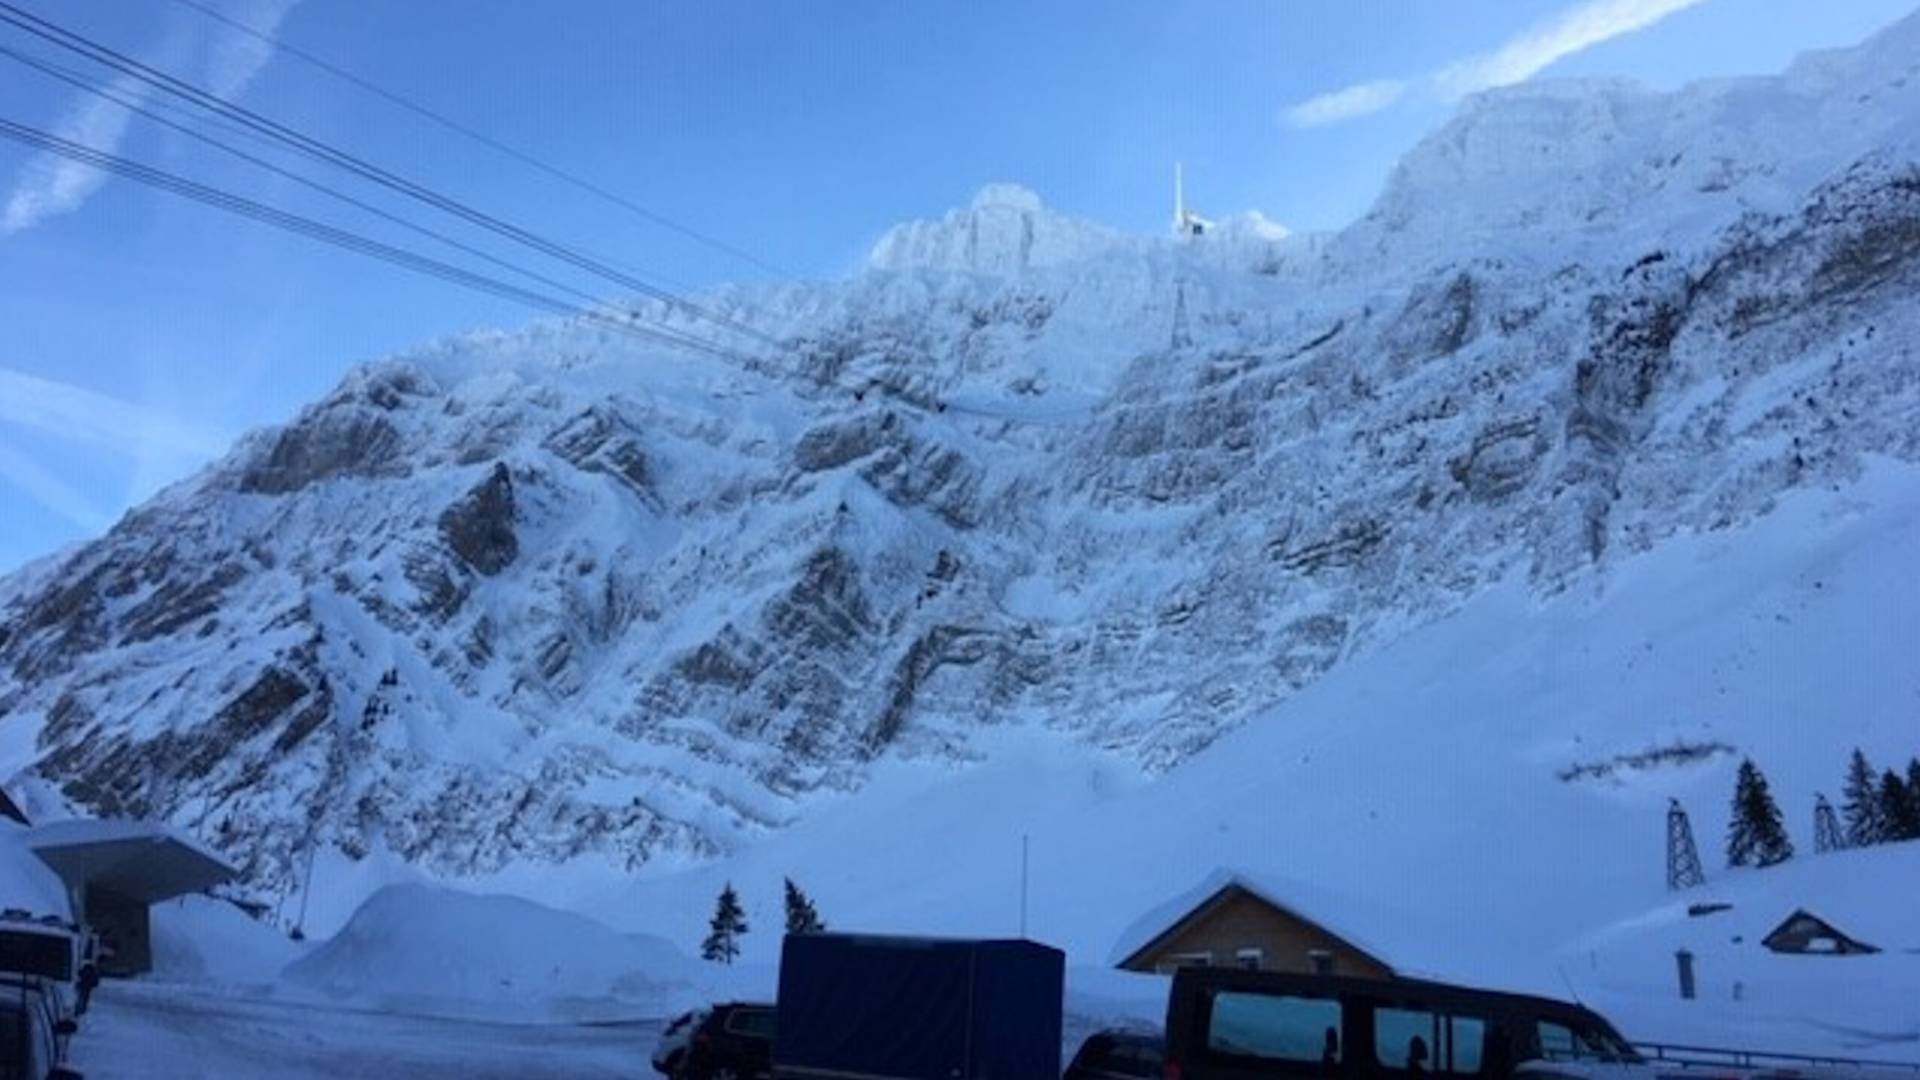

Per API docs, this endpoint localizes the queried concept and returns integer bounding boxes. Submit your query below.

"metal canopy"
[24,820,235,904]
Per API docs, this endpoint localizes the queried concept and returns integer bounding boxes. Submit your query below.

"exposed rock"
[240,407,406,494]
[437,463,518,575]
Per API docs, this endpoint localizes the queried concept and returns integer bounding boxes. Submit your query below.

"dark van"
[1164,968,1636,1079]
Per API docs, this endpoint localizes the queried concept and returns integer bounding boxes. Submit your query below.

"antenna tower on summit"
[1173,163,1212,239]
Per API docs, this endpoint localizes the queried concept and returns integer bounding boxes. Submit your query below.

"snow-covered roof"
[1109,867,1414,972]
[25,819,236,904]
[1761,895,1913,954]
[1106,867,1578,999]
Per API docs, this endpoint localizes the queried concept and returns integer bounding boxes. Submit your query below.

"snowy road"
[67,982,664,1079]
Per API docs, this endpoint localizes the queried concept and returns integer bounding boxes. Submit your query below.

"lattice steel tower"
[1667,798,1706,891]
[1813,792,1845,853]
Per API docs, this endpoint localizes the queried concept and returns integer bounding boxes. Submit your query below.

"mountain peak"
[969,183,1044,212]
[866,184,1124,275]
[1331,9,1920,273]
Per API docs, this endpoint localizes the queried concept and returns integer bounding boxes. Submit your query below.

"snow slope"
[1572,842,1920,1056]
[230,453,1919,1055]
[559,458,1919,1055]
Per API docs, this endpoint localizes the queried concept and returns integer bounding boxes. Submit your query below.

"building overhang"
[24,820,236,904]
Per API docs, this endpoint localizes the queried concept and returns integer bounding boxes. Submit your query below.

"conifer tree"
[1879,769,1920,842]
[783,877,825,936]
[1727,759,1793,867]
[701,883,748,964]
[1841,748,1883,847]
[1907,758,1920,836]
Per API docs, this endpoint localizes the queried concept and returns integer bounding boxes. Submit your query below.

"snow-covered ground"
[65,981,661,1080]
[1575,842,1920,1059]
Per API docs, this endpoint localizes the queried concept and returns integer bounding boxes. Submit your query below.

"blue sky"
[0,0,1914,572]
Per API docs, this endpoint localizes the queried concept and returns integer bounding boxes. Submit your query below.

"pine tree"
[1727,759,1794,867]
[1879,770,1920,842]
[1907,759,1920,838]
[1841,749,1883,847]
[783,877,825,936]
[701,883,748,965]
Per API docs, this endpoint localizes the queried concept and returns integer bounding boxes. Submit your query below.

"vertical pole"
[293,833,319,940]
[1174,163,1183,234]
[1019,834,1029,939]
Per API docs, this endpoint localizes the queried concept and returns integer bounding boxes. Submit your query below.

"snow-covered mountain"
[2,10,1918,923]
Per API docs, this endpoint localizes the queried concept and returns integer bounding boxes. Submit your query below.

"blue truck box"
[774,933,1065,1080]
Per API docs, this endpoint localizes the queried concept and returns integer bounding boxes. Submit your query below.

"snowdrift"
[149,893,306,988]
[281,883,712,1022]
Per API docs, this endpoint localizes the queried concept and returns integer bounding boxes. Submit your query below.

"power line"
[0,41,661,320]
[8,45,291,155]
[0,114,747,362]
[6,41,778,346]
[0,0,779,347]
[162,0,795,281]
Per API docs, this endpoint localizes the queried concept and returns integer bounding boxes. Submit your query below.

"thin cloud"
[0,0,302,234]
[1436,0,1708,98]
[1283,80,1409,128]
[0,366,227,458]
[203,0,300,96]
[0,436,112,533]
[1281,0,1709,128]
[1,74,149,235]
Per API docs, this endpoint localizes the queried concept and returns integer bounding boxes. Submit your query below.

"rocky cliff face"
[2,15,1918,900]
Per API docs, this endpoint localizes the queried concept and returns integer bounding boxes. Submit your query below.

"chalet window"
[1235,947,1264,970]
[1308,948,1334,975]
[1158,951,1213,973]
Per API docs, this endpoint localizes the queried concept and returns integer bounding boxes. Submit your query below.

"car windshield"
[0,931,70,983]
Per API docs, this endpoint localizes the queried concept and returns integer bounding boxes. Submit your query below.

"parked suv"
[1065,1029,1165,1080]
[0,974,81,1080]
[674,1002,775,1080]
[652,1008,710,1077]
[1164,968,1636,1078]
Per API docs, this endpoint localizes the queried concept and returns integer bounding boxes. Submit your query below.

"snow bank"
[281,883,707,1023]
[149,894,305,988]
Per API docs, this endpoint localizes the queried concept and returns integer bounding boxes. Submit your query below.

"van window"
[1207,991,1342,1064]
[1374,1007,1486,1073]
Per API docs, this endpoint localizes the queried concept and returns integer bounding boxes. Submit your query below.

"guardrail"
[1623,1041,1920,1074]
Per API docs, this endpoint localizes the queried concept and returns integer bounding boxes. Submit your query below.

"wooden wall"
[1123,887,1393,980]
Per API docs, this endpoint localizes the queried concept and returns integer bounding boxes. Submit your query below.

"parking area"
[66,981,662,1079]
